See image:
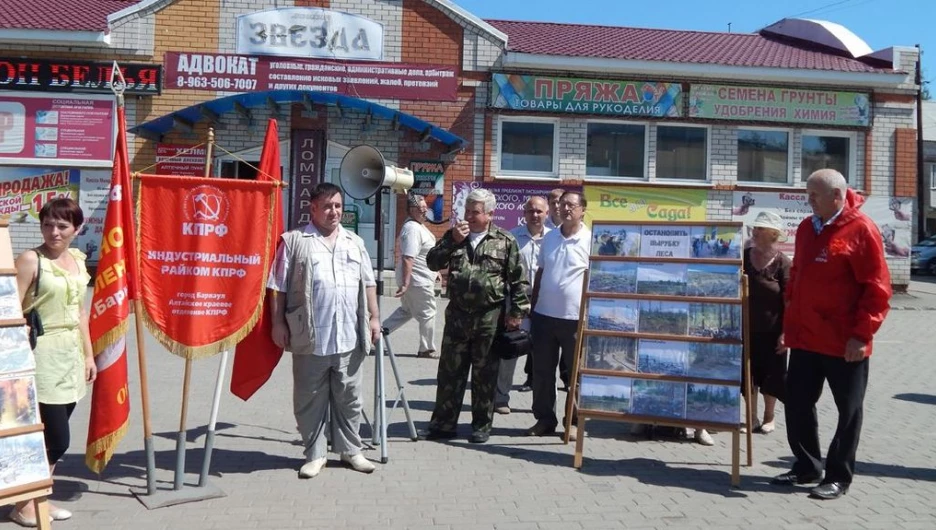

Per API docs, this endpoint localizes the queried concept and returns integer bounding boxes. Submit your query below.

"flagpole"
[199,350,228,487]
[173,127,215,490]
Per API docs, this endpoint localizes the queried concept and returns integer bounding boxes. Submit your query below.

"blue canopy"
[130,90,467,148]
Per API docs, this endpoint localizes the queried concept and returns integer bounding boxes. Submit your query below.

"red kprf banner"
[85,104,138,474]
[137,175,276,358]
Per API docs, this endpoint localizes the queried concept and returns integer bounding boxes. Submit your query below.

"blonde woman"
[743,211,791,433]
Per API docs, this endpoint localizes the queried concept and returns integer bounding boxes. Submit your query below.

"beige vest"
[282,229,373,355]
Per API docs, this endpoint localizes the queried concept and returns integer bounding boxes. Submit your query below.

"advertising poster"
[410,160,445,223]
[156,144,207,177]
[860,196,913,261]
[76,169,110,264]
[731,190,811,255]
[164,52,458,101]
[0,93,114,165]
[689,84,870,127]
[0,167,78,223]
[584,185,707,224]
[491,74,682,118]
[452,182,581,230]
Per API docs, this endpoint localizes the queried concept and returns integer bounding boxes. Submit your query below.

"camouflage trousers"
[429,305,502,434]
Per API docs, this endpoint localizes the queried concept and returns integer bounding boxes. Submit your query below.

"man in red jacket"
[771,169,891,500]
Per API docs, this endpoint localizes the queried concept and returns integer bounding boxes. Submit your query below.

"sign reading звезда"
[689,84,871,127]
[491,73,682,117]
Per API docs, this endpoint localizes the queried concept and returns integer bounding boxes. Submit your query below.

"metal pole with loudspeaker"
[339,145,418,464]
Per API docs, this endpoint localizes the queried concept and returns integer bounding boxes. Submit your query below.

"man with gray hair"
[423,188,530,443]
[771,169,891,500]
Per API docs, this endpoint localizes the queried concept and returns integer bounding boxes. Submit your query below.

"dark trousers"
[39,402,76,465]
[785,349,869,484]
[429,306,501,434]
[531,312,578,427]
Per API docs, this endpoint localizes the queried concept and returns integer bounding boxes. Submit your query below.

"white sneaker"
[341,453,376,474]
[694,429,715,446]
[298,457,326,478]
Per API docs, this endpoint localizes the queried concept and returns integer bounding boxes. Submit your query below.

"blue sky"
[454,0,934,87]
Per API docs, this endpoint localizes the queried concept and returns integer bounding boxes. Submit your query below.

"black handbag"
[491,328,532,360]
[24,250,43,349]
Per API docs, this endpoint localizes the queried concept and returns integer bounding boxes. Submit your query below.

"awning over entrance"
[129,90,467,148]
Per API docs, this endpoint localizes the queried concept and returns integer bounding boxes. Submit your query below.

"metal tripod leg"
[381,329,418,441]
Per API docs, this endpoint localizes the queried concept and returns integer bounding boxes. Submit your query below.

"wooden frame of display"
[0,220,54,529]
[563,220,754,487]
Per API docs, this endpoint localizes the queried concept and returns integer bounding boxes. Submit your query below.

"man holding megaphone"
[422,188,530,444]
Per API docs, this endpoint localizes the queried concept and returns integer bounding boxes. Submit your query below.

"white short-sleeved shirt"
[535,224,591,320]
[510,224,550,295]
[268,224,376,356]
[397,219,437,288]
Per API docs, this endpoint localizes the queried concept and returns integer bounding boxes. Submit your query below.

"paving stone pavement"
[5,283,936,530]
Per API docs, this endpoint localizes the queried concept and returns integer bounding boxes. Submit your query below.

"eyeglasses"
[559,202,582,210]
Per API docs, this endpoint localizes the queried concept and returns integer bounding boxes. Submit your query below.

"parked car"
[911,236,936,275]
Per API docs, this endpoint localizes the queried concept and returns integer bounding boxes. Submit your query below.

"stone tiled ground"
[5,282,936,529]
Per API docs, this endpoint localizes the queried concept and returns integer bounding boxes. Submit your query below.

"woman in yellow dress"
[11,198,95,527]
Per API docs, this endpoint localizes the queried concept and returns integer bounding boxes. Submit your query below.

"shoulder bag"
[24,250,44,349]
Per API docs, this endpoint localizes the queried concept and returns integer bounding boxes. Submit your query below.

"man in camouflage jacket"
[423,188,530,443]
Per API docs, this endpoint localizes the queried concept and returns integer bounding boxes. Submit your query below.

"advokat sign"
[0,58,161,95]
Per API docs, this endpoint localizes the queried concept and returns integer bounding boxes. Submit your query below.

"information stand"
[563,221,753,486]
[0,220,54,528]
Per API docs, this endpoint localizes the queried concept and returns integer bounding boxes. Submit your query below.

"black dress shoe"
[526,421,558,436]
[469,431,490,443]
[770,471,823,486]
[809,482,848,500]
[421,429,457,441]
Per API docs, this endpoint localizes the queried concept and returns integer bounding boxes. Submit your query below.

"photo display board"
[577,221,746,428]
[0,221,52,500]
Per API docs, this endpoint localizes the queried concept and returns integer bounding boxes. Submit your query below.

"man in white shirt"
[495,196,550,414]
[528,191,590,440]
[384,194,439,357]
[544,187,571,389]
[269,183,381,479]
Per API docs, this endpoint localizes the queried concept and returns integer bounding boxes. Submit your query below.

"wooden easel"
[563,221,754,487]
[0,220,54,528]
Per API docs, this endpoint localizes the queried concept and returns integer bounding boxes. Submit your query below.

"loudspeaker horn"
[339,145,414,200]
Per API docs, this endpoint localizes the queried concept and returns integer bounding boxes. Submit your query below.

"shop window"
[930,165,936,189]
[498,118,558,176]
[586,122,646,179]
[801,132,854,182]
[656,125,707,180]
[737,129,790,184]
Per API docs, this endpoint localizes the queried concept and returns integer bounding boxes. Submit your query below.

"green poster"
[491,73,682,118]
[689,84,870,127]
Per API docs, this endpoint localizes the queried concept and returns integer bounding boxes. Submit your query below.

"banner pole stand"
[132,302,157,496]
[199,350,229,487]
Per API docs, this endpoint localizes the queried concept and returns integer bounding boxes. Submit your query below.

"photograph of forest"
[637,339,689,376]
[592,225,640,257]
[580,375,632,413]
[638,300,689,336]
[0,326,34,374]
[585,335,637,372]
[0,376,37,427]
[688,303,742,340]
[687,343,743,382]
[686,264,740,299]
[589,261,638,294]
[0,431,50,490]
[587,298,638,332]
[686,383,741,424]
[690,226,742,259]
[631,380,687,419]
[636,263,688,296]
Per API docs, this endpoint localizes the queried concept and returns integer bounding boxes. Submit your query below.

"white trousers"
[292,350,365,461]
[383,284,437,352]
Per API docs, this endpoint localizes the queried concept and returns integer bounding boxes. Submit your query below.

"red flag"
[85,104,138,473]
[230,119,284,400]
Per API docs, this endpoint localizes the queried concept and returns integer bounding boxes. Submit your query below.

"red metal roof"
[486,19,888,73]
[0,0,138,32]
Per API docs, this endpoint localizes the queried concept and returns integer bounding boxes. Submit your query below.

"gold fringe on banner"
[91,319,130,356]
[135,182,277,360]
[85,419,129,475]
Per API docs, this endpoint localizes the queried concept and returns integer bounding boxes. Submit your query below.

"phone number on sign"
[175,76,258,90]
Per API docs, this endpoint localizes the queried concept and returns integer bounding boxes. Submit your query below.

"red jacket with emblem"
[783,189,891,358]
